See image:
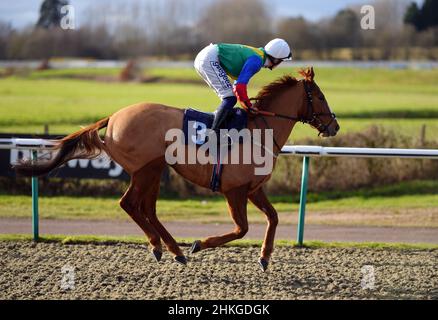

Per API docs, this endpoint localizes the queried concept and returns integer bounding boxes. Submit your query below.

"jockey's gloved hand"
[241,99,253,110]
[242,99,259,115]
[233,83,258,114]
[247,105,259,115]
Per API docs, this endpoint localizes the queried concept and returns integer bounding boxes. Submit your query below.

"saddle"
[182,108,247,145]
[182,107,248,192]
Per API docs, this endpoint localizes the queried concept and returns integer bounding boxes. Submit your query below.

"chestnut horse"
[15,67,339,271]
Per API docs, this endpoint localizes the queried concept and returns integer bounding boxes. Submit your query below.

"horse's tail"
[14,117,110,177]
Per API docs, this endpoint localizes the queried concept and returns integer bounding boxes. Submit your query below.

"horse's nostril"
[335,125,340,131]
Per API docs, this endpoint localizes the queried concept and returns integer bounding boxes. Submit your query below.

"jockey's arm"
[233,55,263,111]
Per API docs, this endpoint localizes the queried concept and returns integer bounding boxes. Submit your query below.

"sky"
[0,0,422,29]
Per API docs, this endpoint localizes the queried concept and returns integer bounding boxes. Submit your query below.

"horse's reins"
[249,80,337,153]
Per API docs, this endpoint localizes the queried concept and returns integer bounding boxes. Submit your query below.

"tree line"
[0,0,437,60]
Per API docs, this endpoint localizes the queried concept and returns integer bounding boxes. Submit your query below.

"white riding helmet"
[264,38,292,61]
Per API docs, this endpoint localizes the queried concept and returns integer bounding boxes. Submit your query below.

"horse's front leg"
[190,185,249,253]
[248,187,278,271]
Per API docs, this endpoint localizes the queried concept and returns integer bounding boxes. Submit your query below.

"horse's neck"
[251,86,303,152]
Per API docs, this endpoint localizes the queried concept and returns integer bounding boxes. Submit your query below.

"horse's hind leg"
[133,158,186,265]
[190,185,249,253]
[248,187,279,272]
[120,182,163,262]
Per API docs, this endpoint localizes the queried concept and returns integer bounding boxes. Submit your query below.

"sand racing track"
[0,241,436,300]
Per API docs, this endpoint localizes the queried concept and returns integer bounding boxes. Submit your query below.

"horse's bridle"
[301,80,337,136]
[252,79,337,152]
[254,80,336,132]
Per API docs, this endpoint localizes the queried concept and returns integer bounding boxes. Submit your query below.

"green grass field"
[1,67,438,140]
[150,66,438,118]
[0,68,438,125]
[1,181,437,227]
[1,66,437,228]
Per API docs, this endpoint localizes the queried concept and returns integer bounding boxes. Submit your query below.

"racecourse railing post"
[297,156,310,246]
[31,150,39,241]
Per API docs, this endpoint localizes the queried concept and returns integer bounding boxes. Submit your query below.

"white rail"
[1,138,437,243]
[0,138,56,150]
[2,139,438,159]
[281,145,438,159]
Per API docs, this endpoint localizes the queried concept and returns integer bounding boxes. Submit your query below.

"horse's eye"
[319,95,325,101]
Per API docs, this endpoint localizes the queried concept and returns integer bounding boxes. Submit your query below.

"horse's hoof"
[190,240,202,254]
[151,249,162,262]
[258,258,269,272]
[174,255,187,265]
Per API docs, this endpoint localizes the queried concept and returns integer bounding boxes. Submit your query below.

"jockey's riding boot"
[210,96,237,145]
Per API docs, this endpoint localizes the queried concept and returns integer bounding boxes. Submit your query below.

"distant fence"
[1,137,438,245]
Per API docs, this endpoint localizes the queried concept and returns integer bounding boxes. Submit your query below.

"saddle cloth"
[182,107,248,192]
[182,107,247,145]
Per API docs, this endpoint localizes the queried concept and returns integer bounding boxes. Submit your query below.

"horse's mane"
[253,75,299,108]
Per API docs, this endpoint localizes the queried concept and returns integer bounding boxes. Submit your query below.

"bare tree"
[0,21,13,59]
[327,9,361,48]
[36,0,69,29]
[276,16,326,55]
[80,0,205,57]
[197,0,273,46]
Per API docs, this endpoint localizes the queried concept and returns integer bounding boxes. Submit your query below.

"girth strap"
[210,149,224,192]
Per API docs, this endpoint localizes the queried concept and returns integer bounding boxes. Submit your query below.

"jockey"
[194,38,292,136]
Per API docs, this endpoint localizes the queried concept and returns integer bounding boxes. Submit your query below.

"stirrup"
[210,152,224,192]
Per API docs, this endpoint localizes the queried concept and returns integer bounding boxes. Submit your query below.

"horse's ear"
[298,67,315,82]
